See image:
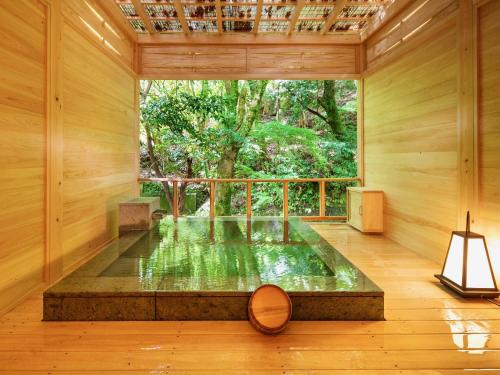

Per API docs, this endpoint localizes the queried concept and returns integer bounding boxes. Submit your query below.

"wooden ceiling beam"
[287,0,305,36]
[215,0,223,33]
[173,0,190,34]
[360,0,414,41]
[168,0,385,6]
[94,0,138,43]
[321,0,348,35]
[254,0,263,35]
[137,32,361,45]
[348,0,387,6]
[131,0,155,34]
[98,0,389,40]
[128,15,376,22]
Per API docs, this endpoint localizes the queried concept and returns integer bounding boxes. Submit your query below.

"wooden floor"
[1,224,500,374]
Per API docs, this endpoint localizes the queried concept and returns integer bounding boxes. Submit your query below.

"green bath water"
[98,217,379,293]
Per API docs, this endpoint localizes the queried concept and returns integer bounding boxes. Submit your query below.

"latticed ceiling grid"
[115,0,388,34]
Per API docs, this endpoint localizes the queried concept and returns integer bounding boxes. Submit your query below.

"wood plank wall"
[0,0,47,315]
[364,19,459,263]
[477,0,500,278]
[362,0,500,275]
[363,0,461,264]
[56,0,138,276]
[0,0,138,314]
[365,0,459,73]
[62,0,135,72]
[139,44,360,79]
[60,20,138,274]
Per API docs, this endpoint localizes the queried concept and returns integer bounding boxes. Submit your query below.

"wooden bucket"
[248,284,292,335]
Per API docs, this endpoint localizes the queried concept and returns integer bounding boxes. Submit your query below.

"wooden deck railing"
[138,177,361,221]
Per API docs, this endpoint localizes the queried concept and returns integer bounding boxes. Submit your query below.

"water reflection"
[444,306,491,354]
[100,217,381,293]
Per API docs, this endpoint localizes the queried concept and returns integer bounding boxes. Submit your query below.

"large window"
[139,80,358,216]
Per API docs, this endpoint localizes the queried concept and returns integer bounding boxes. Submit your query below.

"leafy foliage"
[142,89,223,178]
[140,80,358,216]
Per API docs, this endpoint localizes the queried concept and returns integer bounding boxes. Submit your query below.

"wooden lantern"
[435,212,499,298]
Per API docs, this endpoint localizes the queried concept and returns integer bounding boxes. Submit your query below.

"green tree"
[282,80,344,136]
[141,81,222,211]
[215,80,269,215]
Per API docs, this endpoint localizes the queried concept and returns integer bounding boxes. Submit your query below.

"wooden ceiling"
[112,0,390,39]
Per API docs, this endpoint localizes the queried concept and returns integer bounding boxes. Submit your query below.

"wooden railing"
[138,177,361,221]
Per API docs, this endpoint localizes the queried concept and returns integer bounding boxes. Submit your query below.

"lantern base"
[435,274,500,298]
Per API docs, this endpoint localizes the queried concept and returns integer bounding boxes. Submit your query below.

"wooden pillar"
[209,219,215,242]
[357,79,365,186]
[133,80,140,197]
[319,180,326,217]
[457,0,476,227]
[172,181,178,219]
[46,0,64,283]
[246,219,251,243]
[254,0,263,35]
[246,181,252,220]
[209,181,215,221]
[283,220,289,244]
[215,0,223,34]
[173,225,178,243]
[283,182,289,221]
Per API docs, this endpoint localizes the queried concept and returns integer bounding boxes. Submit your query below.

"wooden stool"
[248,284,292,335]
[119,197,160,232]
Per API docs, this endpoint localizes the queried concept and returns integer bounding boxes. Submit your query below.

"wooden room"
[1,0,499,372]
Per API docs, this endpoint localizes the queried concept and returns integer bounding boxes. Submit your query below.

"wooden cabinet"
[347,188,384,233]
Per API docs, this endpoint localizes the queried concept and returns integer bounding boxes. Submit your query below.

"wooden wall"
[364,17,459,263]
[477,0,500,277]
[365,0,459,73]
[61,0,135,72]
[139,44,361,79]
[55,0,138,276]
[0,0,47,314]
[0,0,138,314]
[60,17,138,274]
[362,0,500,276]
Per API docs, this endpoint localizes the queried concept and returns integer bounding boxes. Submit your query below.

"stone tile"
[291,296,384,321]
[44,277,164,297]
[156,296,250,320]
[43,297,62,321]
[56,297,155,321]
[154,294,383,321]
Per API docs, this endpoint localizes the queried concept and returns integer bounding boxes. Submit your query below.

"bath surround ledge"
[43,218,384,321]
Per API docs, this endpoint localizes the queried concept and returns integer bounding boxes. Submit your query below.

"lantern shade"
[466,237,495,289]
[435,213,499,298]
[442,233,464,286]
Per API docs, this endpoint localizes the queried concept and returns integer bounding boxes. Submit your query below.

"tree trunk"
[178,157,193,213]
[274,81,280,121]
[215,145,239,215]
[144,125,174,210]
[215,80,268,215]
[319,80,344,136]
[302,80,343,137]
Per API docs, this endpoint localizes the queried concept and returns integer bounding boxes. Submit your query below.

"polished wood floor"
[1,224,499,374]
